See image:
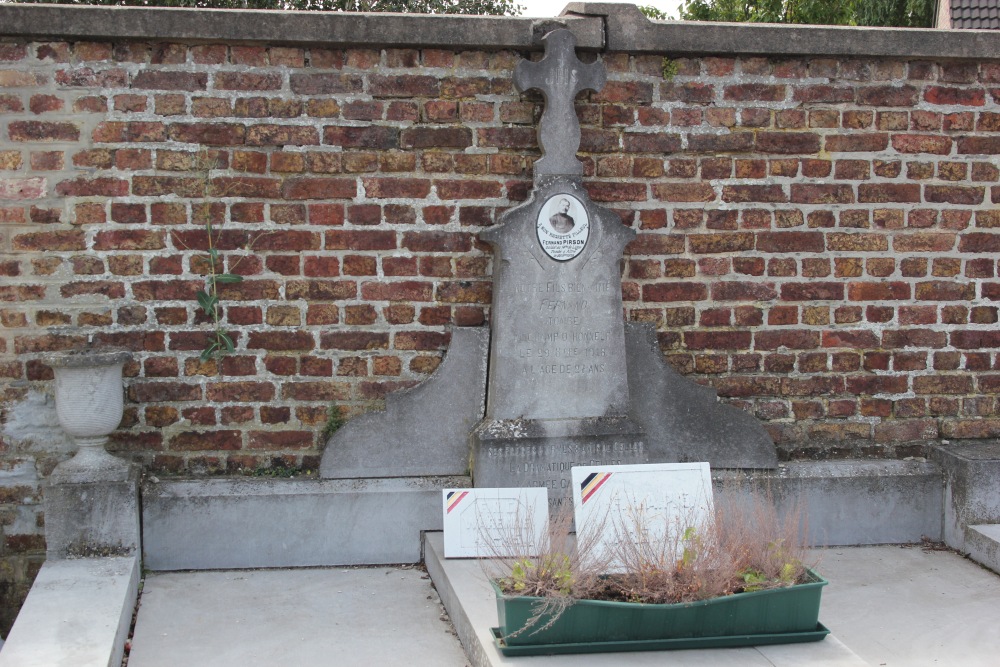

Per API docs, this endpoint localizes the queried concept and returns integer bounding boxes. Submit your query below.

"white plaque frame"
[571,462,714,572]
[442,487,549,558]
[536,193,589,261]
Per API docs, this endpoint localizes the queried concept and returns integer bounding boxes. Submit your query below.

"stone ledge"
[142,475,470,570]
[3,3,999,59]
[566,2,1000,58]
[0,556,139,667]
[0,4,602,49]
[966,524,1000,574]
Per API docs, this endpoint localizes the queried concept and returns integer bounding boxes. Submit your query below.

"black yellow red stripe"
[446,490,469,513]
[580,472,611,503]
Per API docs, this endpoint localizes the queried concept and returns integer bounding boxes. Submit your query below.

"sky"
[517,0,684,19]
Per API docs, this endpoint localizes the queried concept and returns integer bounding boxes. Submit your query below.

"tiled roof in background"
[952,0,1000,29]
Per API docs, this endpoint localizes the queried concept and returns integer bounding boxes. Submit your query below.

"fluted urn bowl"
[44,348,132,477]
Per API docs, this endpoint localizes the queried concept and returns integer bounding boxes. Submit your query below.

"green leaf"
[214,273,243,284]
[219,332,235,352]
[197,291,218,313]
[208,247,219,263]
[200,340,220,361]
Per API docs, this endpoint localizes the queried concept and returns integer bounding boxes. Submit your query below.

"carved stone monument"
[470,30,647,507]
[321,29,777,500]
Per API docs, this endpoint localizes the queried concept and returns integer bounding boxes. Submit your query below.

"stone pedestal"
[44,463,140,559]
[471,416,646,510]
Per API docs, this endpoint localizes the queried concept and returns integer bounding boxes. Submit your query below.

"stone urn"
[44,348,132,480]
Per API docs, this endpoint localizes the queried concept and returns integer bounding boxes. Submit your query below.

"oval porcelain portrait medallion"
[536,194,589,261]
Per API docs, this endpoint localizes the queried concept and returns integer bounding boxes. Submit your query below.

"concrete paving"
[815,544,1000,667]
[126,566,469,667]
[124,539,1000,667]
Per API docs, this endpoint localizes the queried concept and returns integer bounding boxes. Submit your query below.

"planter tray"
[491,622,830,657]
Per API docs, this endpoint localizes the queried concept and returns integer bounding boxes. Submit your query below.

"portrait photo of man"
[549,198,575,234]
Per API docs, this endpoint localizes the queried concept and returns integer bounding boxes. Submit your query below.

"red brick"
[891,134,951,154]
[958,136,1000,156]
[688,233,754,254]
[721,185,786,203]
[824,133,889,152]
[360,280,433,301]
[9,120,79,142]
[436,281,491,304]
[622,132,681,154]
[401,231,471,253]
[326,230,396,251]
[168,123,245,146]
[914,280,975,301]
[247,431,313,450]
[400,127,472,148]
[781,282,844,301]
[925,185,984,205]
[93,230,165,251]
[132,70,207,90]
[388,332,448,353]
[651,183,715,202]
[858,85,918,106]
[914,375,974,395]
[281,178,356,200]
[370,74,439,97]
[683,331,752,350]
[169,430,242,451]
[710,281,776,301]
[857,183,921,203]
[827,233,888,252]
[13,230,85,251]
[286,72,362,95]
[789,184,854,204]
[755,132,820,154]
[214,72,281,91]
[643,282,708,302]
[924,86,985,106]
[206,381,276,402]
[892,233,955,252]
[848,281,910,300]
[959,232,1000,252]
[882,329,947,349]
[756,231,824,253]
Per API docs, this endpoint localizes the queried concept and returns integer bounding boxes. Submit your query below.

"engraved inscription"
[508,275,619,378]
[478,439,646,509]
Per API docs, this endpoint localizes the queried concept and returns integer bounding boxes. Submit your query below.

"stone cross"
[514,29,606,178]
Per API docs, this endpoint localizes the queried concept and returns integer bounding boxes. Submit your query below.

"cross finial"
[514,29,606,179]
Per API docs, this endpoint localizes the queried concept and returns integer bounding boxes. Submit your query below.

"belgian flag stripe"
[446,490,469,513]
[581,472,611,503]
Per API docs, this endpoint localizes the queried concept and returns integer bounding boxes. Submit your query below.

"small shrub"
[321,404,345,440]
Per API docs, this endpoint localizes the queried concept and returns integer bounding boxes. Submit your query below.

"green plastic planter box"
[493,569,828,649]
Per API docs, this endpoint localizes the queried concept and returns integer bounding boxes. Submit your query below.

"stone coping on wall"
[0,3,603,50]
[3,2,1000,59]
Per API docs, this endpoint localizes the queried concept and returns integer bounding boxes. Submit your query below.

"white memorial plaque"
[536,194,589,261]
[571,463,714,572]
[442,487,548,558]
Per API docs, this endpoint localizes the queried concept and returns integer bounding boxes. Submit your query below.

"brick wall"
[1,4,1000,631]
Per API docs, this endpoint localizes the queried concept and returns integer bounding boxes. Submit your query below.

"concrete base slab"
[142,461,942,573]
[715,460,943,546]
[815,544,1000,667]
[965,524,1000,574]
[142,475,469,570]
[931,442,1000,550]
[127,566,467,667]
[0,556,139,667]
[424,532,867,667]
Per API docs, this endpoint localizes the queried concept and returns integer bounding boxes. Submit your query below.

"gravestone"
[321,28,777,496]
[470,30,647,509]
